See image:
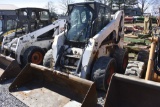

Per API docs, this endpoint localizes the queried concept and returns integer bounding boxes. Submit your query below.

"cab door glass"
[104,7,111,25]
[95,7,105,33]
[81,11,87,23]
[40,11,49,20]
[7,20,17,31]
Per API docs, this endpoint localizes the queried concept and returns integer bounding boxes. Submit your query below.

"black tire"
[91,56,117,91]
[125,61,146,78]
[43,49,54,69]
[113,48,128,74]
[23,46,45,66]
[137,49,149,65]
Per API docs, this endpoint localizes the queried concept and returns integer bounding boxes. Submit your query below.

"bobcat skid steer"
[0,10,17,47]
[0,8,66,82]
[9,2,128,107]
[104,28,160,107]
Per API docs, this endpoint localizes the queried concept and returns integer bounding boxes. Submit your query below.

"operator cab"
[67,6,93,42]
[65,2,111,48]
[0,12,17,45]
[15,8,52,37]
[0,12,17,33]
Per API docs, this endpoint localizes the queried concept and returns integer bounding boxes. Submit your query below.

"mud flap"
[0,54,21,83]
[104,73,160,107]
[9,63,97,107]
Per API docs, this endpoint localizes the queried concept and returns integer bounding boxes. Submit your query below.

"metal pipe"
[145,37,158,80]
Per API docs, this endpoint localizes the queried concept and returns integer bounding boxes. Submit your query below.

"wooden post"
[145,37,158,80]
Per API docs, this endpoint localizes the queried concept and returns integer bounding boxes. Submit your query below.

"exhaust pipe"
[9,63,97,107]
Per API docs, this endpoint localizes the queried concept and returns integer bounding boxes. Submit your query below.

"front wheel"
[113,48,128,74]
[91,56,117,91]
[125,61,146,78]
[23,46,45,66]
[43,49,54,69]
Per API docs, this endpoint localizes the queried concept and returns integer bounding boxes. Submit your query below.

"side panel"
[52,32,65,62]
[81,10,124,78]
[81,39,96,78]
[93,10,124,48]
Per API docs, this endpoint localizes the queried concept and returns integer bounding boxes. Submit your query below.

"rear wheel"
[23,46,45,66]
[125,61,146,78]
[91,56,116,91]
[43,49,54,69]
[113,48,128,74]
[137,49,149,65]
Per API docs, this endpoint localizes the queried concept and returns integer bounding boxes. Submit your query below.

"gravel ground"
[97,91,106,107]
[0,78,106,107]
[0,79,27,107]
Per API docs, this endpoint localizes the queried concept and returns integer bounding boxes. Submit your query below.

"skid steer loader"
[104,27,160,107]
[0,8,66,82]
[1,8,66,65]
[0,11,17,46]
[9,2,128,106]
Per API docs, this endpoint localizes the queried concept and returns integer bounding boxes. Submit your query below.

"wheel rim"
[123,54,128,70]
[106,64,115,85]
[31,52,43,64]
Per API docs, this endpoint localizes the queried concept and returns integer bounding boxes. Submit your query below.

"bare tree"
[59,0,75,12]
[44,1,57,19]
[85,0,110,5]
[45,1,56,13]
[137,0,158,14]
[84,0,137,16]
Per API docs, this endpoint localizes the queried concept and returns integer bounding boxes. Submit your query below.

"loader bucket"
[104,73,160,107]
[0,54,21,83]
[9,63,97,107]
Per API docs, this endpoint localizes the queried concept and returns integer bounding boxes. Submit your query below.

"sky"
[0,0,84,14]
[0,0,158,14]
